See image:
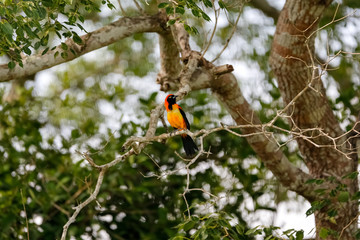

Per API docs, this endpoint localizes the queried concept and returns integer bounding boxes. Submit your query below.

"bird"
[164,94,198,156]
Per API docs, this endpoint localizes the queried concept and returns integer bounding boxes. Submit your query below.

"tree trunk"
[270,0,358,239]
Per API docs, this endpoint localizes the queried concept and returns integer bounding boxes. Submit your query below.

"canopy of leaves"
[0,0,114,68]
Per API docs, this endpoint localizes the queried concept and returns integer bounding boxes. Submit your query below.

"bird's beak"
[174,95,178,99]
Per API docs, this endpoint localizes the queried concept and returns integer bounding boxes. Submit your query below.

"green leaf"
[183,220,196,231]
[184,24,191,33]
[245,226,261,235]
[37,6,47,18]
[107,3,115,10]
[55,31,62,39]
[305,179,317,184]
[218,0,226,9]
[338,191,349,202]
[78,15,85,23]
[352,191,360,200]
[61,42,68,50]
[23,46,31,55]
[191,9,200,17]
[42,47,49,55]
[76,23,87,32]
[23,7,33,17]
[61,51,68,59]
[158,2,169,8]
[41,35,49,46]
[314,188,327,195]
[1,22,13,35]
[315,179,324,184]
[70,48,76,56]
[203,0,212,8]
[202,12,211,21]
[306,199,330,216]
[191,26,199,34]
[167,19,176,26]
[327,209,337,217]
[24,25,37,38]
[166,6,174,14]
[71,129,80,138]
[16,27,24,39]
[283,229,295,235]
[8,61,16,69]
[342,171,358,180]
[34,41,41,50]
[319,228,328,239]
[296,230,304,240]
[73,34,82,44]
[175,6,185,14]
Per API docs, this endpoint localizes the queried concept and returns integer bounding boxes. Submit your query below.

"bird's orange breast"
[167,105,186,129]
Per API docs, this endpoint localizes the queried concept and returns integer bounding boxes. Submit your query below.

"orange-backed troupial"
[164,94,198,156]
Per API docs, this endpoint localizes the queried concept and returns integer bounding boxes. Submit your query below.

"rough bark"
[270,0,358,239]
[156,12,182,92]
[0,14,166,82]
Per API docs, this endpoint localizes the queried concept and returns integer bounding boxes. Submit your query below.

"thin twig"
[201,3,219,58]
[338,212,360,240]
[211,5,243,63]
[132,0,144,14]
[117,0,126,15]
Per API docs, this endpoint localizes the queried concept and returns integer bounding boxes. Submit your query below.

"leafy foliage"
[0,0,115,67]
[158,0,222,34]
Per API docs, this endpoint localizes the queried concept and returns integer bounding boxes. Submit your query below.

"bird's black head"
[165,94,178,111]
[166,94,177,105]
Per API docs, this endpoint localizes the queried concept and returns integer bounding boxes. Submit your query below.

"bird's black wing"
[179,107,190,130]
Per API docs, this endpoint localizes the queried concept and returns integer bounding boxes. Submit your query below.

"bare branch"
[117,0,126,15]
[201,5,220,58]
[211,5,242,63]
[132,0,144,14]
[0,14,166,82]
[61,169,106,240]
[213,64,234,75]
[171,22,192,59]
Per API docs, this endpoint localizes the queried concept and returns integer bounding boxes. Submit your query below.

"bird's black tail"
[181,134,198,156]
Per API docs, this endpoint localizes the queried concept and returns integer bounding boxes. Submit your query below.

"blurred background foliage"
[0,0,359,239]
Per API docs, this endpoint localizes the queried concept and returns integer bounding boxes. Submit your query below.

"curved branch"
[211,73,318,200]
[1,14,166,82]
